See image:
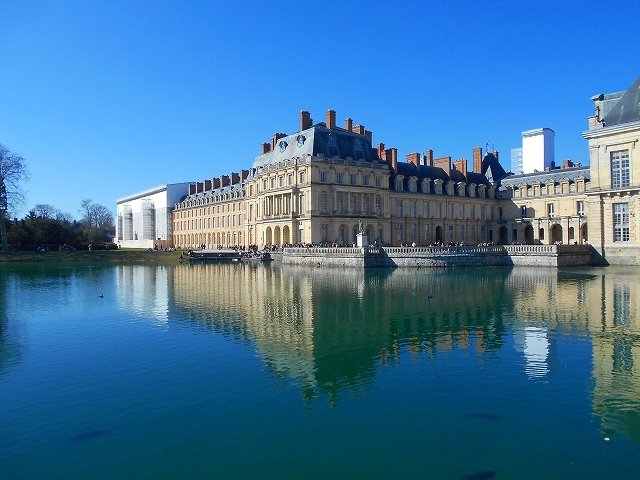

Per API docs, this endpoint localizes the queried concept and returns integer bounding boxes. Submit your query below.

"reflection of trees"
[0,267,21,374]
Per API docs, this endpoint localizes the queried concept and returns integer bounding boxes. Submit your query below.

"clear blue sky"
[1,0,638,219]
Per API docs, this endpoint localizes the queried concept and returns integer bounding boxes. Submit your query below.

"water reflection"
[112,263,640,440]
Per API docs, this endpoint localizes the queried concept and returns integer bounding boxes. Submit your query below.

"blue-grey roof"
[251,124,379,171]
[501,166,590,186]
[603,75,640,127]
[390,153,502,194]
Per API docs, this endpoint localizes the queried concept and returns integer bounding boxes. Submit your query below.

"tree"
[33,203,59,219]
[79,199,113,243]
[0,144,29,252]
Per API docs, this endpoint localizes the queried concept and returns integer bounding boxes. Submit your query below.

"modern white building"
[511,147,523,174]
[521,128,555,173]
[115,183,191,249]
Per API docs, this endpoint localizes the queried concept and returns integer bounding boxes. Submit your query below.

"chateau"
[116,75,640,265]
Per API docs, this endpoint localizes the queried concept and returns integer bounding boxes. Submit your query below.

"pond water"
[1,262,640,479]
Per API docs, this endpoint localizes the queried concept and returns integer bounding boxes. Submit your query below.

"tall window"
[547,203,555,218]
[396,199,403,217]
[336,172,344,184]
[299,171,306,183]
[576,200,584,216]
[299,194,305,215]
[320,171,328,183]
[423,201,430,218]
[613,203,629,241]
[410,200,417,218]
[375,195,382,215]
[375,176,382,187]
[362,175,369,186]
[320,192,328,213]
[350,174,357,185]
[611,150,630,189]
[520,205,527,218]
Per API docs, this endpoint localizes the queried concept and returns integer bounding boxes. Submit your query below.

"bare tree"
[33,203,59,219]
[79,199,114,242]
[0,144,30,252]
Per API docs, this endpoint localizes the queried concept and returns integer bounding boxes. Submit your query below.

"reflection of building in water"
[171,263,640,441]
[586,271,640,442]
[115,265,171,323]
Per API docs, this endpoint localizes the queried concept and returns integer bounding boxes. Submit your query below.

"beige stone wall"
[583,116,640,264]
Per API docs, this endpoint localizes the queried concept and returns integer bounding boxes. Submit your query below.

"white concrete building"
[116,183,190,249]
[522,128,555,173]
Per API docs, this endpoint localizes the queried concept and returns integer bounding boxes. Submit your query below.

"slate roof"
[501,166,590,187]
[603,75,640,127]
[251,123,379,171]
[390,152,505,194]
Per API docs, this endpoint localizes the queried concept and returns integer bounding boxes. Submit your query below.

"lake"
[1,262,639,479]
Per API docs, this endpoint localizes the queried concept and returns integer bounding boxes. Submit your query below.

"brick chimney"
[261,142,271,154]
[189,183,196,195]
[434,156,451,176]
[406,152,420,167]
[472,146,483,173]
[453,159,468,177]
[364,130,372,142]
[204,179,212,191]
[221,175,230,187]
[231,172,240,184]
[213,177,221,189]
[300,110,312,130]
[424,149,434,167]
[240,169,249,181]
[326,109,336,129]
[352,124,365,135]
[386,148,398,171]
[377,143,385,160]
[345,117,353,131]
[196,182,204,193]
[270,132,287,151]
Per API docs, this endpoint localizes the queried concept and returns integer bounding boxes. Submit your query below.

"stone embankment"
[283,244,596,268]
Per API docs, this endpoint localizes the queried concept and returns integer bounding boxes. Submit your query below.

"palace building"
[121,75,640,265]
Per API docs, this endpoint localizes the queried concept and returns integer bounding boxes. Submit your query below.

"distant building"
[521,128,555,173]
[115,183,191,249]
[511,147,523,175]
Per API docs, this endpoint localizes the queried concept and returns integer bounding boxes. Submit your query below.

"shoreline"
[0,250,183,264]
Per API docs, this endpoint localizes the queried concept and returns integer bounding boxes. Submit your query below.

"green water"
[1,262,639,479]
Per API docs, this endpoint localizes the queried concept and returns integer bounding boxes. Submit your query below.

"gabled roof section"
[481,152,508,183]
[603,75,640,127]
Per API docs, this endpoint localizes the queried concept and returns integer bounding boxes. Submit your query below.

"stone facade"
[583,76,640,265]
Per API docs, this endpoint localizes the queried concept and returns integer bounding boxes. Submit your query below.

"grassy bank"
[0,249,184,264]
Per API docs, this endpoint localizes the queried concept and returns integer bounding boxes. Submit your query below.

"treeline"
[4,200,114,251]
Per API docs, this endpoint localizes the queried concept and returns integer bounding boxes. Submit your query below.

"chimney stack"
[231,172,240,184]
[326,109,336,129]
[189,183,196,195]
[261,142,271,154]
[204,179,212,191]
[344,117,353,131]
[221,175,230,187]
[453,159,468,177]
[213,177,221,189]
[424,149,434,167]
[377,143,385,160]
[434,156,451,176]
[472,146,483,173]
[196,182,204,193]
[300,110,312,130]
[364,130,372,142]
[241,169,249,181]
[353,124,365,135]
[406,152,420,167]
[386,148,398,171]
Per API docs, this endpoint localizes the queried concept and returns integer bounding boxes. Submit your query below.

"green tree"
[0,144,29,252]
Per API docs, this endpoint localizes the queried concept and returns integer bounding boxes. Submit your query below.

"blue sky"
[1,0,638,219]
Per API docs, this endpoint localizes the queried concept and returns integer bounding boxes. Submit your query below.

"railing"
[284,244,591,257]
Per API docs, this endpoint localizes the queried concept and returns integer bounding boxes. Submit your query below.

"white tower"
[521,128,555,173]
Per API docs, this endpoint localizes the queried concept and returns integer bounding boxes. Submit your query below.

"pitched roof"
[603,75,640,127]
